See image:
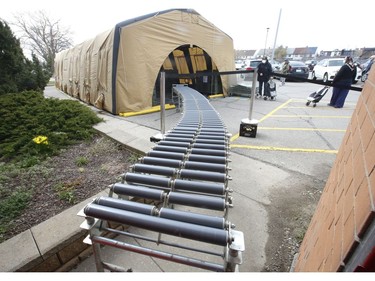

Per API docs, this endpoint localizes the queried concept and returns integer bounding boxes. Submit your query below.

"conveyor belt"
[78,84,245,272]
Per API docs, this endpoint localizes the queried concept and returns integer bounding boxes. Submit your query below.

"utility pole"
[271,9,282,62]
[263,27,270,56]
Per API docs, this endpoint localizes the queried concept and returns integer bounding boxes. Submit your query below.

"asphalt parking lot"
[214,80,356,175]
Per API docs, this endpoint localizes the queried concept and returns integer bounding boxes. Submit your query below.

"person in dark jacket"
[328,56,357,108]
[256,57,273,98]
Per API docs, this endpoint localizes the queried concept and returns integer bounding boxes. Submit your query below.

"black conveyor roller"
[188,154,227,164]
[190,148,227,157]
[184,161,227,173]
[159,208,225,229]
[111,183,165,201]
[174,179,225,195]
[152,145,188,154]
[141,157,181,168]
[124,173,170,188]
[132,163,176,177]
[180,169,226,183]
[192,143,227,151]
[84,204,229,246]
[94,196,156,215]
[168,192,225,211]
[157,141,191,147]
[147,151,185,160]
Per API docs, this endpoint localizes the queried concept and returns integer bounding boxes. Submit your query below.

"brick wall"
[40,67,375,272]
[293,66,375,271]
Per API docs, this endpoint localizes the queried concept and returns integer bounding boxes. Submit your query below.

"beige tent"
[54,9,235,115]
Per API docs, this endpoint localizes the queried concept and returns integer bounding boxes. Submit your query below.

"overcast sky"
[1,0,374,52]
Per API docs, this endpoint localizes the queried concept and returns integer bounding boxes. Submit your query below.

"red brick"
[368,67,375,83]
[343,128,352,147]
[323,248,333,272]
[335,149,344,168]
[344,150,353,192]
[343,182,354,223]
[354,180,373,237]
[367,91,375,122]
[364,133,375,175]
[324,179,335,195]
[355,97,367,127]
[307,238,322,271]
[335,185,344,225]
[318,226,334,271]
[332,216,343,268]
[351,125,362,157]
[342,208,357,263]
[360,115,375,151]
[369,169,375,208]
[352,147,366,195]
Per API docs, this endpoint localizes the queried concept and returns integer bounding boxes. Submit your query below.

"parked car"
[360,58,372,70]
[360,57,374,82]
[304,60,316,71]
[269,59,281,72]
[284,60,310,81]
[312,58,361,84]
[235,59,245,70]
[242,59,262,70]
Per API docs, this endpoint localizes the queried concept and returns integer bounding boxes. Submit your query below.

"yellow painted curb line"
[270,115,351,118]
[208,93,224,99]
[230,144,338,154]
[258,127,346,132]
[119,104,175,117]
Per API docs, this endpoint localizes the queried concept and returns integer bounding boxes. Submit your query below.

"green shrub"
[53,182,77,205]
[0,91,102,163]
[0,90,103,241]
[75,156,89,167]
[0,190,31,225]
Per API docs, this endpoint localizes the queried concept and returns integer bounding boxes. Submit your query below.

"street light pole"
[263,27,270,56]
[271,9,282,62]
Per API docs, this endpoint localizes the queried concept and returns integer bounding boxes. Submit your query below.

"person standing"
[328,56,357,108]
[280,59,290,86]
[256,57,273,98]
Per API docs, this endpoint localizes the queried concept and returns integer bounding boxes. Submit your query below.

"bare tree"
[11,10,73,75]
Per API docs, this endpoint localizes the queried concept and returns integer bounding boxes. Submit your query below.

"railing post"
[160,71,166,135]
[239,69,259,138]
[150,71,166,143]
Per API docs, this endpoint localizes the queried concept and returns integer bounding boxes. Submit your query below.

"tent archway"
[153,45,223,106]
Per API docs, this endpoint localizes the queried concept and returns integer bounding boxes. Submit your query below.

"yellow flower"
[32,135,49,145]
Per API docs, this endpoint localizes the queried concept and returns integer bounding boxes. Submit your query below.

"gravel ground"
[1,135,136,242]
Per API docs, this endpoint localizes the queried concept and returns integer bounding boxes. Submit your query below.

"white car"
[242,59,262,70]
[235,60,245,70]
[312,58,361,84]
[269,59,281,72]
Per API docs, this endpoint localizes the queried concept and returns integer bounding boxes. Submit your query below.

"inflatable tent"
[54,8,235,115]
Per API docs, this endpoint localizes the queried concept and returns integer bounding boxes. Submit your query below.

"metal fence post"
[160,71,166,135]
[150,71,166,143]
